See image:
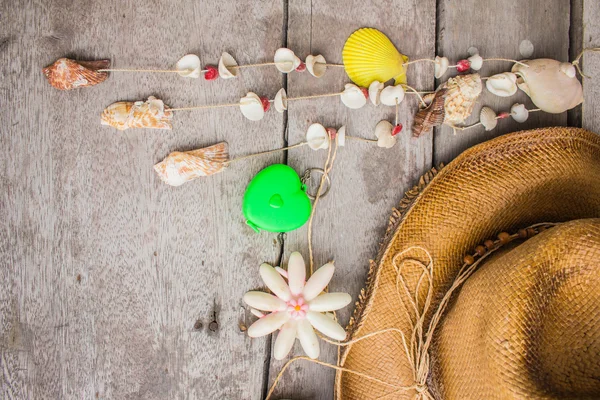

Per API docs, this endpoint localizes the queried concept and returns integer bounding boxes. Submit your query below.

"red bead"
[456,59,471,72]
[326,127,337,139]
[391,124,403,136]
[295,62,306,72]
[498,112,510,119]
[360,87,369,99]
[260,97,271,112]
[204,65,218,80]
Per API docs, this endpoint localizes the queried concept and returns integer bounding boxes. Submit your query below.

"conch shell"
[154,142,229,186]
[43,58,110,90]
[511,59,583,113]
[412,74,482,137]
[101,96,173,131]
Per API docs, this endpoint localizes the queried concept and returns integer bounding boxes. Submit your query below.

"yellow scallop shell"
[342,28,409,87]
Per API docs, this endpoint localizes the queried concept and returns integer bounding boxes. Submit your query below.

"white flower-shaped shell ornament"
[337,126,346,146]
[274,48,301,73]
[480,107,498,131]
[380,84,405,106]
[468,53,483,71]
[175,54,201,78]
[239,92,265,121]
[218,52,239,79]
[375,120,397,149]
[368,81,384,106]
[306,55,327,78]
[486,72,518,97]
[434,56,449,79]
[512,59,583,113]
[274,88,287,113]
[244,252,351,360]
[510,103,529,123]
[306,123,329,150]
[340,83,367,109]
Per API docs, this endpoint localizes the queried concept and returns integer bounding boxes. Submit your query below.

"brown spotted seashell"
[154,142,229,186]
[42,58,110,90]
[412,88,446,137]
[101,96,173,131]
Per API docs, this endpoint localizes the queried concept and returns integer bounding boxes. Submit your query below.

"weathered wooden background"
[0,0,595,399]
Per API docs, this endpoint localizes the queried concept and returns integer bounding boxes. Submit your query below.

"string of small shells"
[448,104,542,134]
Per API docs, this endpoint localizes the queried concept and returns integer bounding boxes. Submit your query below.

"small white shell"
[380,85,405,106]
[368,81,384,106]
[337,126,346,146]
[340,83,367,109]
[375,120,397,149]
[486,72,518,97]
[559,62,576,78]
[306,54,326,78]
[510,103,529,123]
[274,48,301,73]
[239,92,265,121]
[306,123,329,150]
[218,52,239,79]
[480,107,498,131]
[434,56,449,79]
[468,53,483,71]
[176,54,201,78]
[274,88,287,113]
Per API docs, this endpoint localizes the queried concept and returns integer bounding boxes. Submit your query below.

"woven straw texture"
[335,128,600,399]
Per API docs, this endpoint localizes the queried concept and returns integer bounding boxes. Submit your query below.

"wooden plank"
[434,0,571,164]
[583,0,600,132]
[267,1,436,398]
[0,1,284,398]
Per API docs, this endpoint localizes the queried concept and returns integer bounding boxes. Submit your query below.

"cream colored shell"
[374,120,396,149]
[511,59,583,114]
[368,81,384,105]
[239,92,265,121]
[100,96,173,131]
[486,72,518,97]
[443,73,483,125]
[274,48,301,73]
[218,52,239,79]
[306,123,329,150]
[340,83,367,109]
[176,54,201,78]
[306,55,327,78]
[380,85,405,106]
[274,88,287,113]
[434,56,449,79]
[479,107,498,131]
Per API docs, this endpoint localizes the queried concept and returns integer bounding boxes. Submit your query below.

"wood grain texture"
[0,0,284,398]
[434,0,571,164]
[583,0,600,132]
[267,1,436,399]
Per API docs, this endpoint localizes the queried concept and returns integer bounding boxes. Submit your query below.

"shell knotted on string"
[218,52,239,79]
[175,54,202,78]
[342,28,409,87]
[101,96,173,131]
[306,55,327,78]
[512,59,583,113]
[43,58,110,90]
[154,142,229,186]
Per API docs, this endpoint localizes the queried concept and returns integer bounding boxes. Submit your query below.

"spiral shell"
[412,89,446,137]
[101,96,173,131]
[43,58,110,90]
[443,73,483,125]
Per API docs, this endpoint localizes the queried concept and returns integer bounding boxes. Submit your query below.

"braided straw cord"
[335,128,600,399]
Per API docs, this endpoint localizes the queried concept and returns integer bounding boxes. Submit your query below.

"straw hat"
[335,127,600,399]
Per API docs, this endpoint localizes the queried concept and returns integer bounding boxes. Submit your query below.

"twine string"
[223,142,308,166]
[168,103,239,112]
[97,68,207,73]
[402,85,429,108]
[573,47,600,78]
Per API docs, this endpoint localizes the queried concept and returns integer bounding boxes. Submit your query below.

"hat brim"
[336,127,600,399]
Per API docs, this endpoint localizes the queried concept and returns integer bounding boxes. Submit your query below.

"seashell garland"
[154,142,229,186]
[101,96,173,131]
[43,58,110,90]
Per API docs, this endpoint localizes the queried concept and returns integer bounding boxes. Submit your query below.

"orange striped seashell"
[100,96,173,131]
[154,142,229,186]
[42,58,110,90]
